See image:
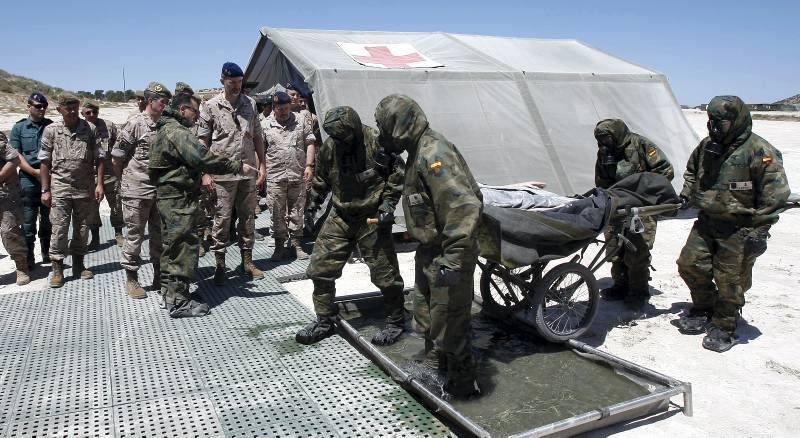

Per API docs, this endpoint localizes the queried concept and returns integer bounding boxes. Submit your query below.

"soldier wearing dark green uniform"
[295,106,406,346]
[375,94,482,398]
[10,92,53,267]
[149,93,241,318]
[676,95,789,352]
[594,119,674,307]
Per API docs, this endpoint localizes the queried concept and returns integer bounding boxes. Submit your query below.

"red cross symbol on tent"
[352,46,425,68]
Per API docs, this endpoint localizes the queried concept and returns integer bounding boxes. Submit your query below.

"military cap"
[174,81,194,95]
[145,82,172,99]
[272,91,291,105]
[57,92,79,106]
[82,100,100,110]
[28,91,48,106]
[221,62,244,78]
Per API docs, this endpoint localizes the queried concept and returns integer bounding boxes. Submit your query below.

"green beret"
[175,82,194,95]
[82,101,100,110]
[145,82,172,99]
[57,92,79,106]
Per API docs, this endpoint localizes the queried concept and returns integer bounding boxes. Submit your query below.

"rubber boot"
[269,239,287,261]
[371,320,405,346]
[49,260,64,288]
[125,270,147,299]
[213,252,227,286]
[152,261,161,291]
[40,238,50,263]
[114,228,124,247]
[290,238,309,260]
[677,307,712,334]
[702,326,739,352]
[295,315,336,345]
[600,283,628,300]
[241,249,264,279]
[14,258,31,286]
[165,284,209,318]
[89,226,100,250]
[624,286,650,309]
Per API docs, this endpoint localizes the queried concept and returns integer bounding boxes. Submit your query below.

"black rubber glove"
[375,211,395,227]
[679,196,692,210]
[435,266,462,287]
[743,227,769,257]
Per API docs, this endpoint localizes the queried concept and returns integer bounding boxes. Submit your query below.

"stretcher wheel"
[479,262,531,317]
[532,262,599,343]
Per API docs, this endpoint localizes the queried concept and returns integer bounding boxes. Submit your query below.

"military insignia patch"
[762,156,773,165]
[729,181,753,191]
[408,193,424,206]
[430,160,444,176]
[647,148,657,157]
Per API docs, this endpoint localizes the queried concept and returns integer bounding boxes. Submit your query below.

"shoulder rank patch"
[647,148,657,157]
[429,160,444,176]
[762,155,773,165]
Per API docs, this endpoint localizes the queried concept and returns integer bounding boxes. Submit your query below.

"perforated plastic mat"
[0,215,448,437]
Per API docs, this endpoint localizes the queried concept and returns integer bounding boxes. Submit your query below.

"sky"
[1,0,798,106]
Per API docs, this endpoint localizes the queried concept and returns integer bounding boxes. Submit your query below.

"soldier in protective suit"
[676,95,789,352]
[149,94,242,318]
[594,119,674,307]
[295,106,406,346]
[375,94,482,399]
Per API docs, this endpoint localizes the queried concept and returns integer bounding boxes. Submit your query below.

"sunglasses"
[30,103,47,110]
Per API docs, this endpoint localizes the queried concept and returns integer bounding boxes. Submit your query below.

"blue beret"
[28,92,48,106]
[272,91,292,104]
[221,62,244,78]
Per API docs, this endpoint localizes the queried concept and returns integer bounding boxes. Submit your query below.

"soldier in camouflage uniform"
[82,101,123,248]
[295,106,406,346]
[113,82,170,299]
[594,119,674,308]
[197,62,266,284]
[39,93,105,288]
[676,96,789,353]
[0,132,31,285]
[149,93,241,318]
[375,94,483,398]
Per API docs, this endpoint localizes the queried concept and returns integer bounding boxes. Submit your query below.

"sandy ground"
[2,107,799,436]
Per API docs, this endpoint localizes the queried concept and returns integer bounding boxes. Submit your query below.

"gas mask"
[378,131,404,155]
[597,134,619,179]
[374,147,396,176]
[705,117,732,156]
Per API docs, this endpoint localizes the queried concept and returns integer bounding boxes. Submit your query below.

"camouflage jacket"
[38,119,101,199]
[681,96,789,227]
[313,107,404,217]
[91,118,118,184]
[149,109,241,200]
[0,132,21,196]
[594,119,674,188]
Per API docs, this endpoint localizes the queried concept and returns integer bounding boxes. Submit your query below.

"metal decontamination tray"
[334,292,692,437]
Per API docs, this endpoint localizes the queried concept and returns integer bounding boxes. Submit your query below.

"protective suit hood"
[593,119,630,146]
[374,94,429,153]
[322,106,363,149]
[158,107,194,129]
[706,95,752,146]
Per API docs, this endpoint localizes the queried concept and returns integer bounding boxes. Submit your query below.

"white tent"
[244,27,697,194]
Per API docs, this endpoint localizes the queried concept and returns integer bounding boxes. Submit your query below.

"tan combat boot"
[125,270,147,299]
[242,249,264,279]
[269,239,287,261]
[291,238,309,260]
[50,260,64,288]
[213,252,227,285]
[14,258,31,286]
[72,256,93,280]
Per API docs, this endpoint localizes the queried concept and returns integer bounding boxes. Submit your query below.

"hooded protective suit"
[375,94,482,396]
[593,119,674,298]
[677,95,789,337]
[304,106,405,340]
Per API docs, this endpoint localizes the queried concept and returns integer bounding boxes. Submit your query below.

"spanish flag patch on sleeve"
[430,161,442,170]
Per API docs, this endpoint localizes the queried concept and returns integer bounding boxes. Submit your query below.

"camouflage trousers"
[121,197,162,272]
[306,210,404,321]
[605,216,656,290]
[212,178,256,253]
[266,178,305,242]
[48,197,92,260]
[88,178,123,230]
[0,194,28,260]
[677,218,761,332]
[413,244,477,390]
[157,196,199,302]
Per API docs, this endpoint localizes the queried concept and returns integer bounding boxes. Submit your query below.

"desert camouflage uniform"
[263,111,315,243]
[0,133,28,262]
[38,119,102,260]
[87,118,123,230]
[677,96,790,332]
[149,108,241,303]
[594,119,674,292]
[375,94,483,393]
[197,93,261,253]
[113,113,162,272]
[306,106,405,323]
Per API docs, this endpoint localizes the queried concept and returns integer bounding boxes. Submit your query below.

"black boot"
[624,288,650,309]
[371,320,405,346]
[89,226,101,250]
[676,307,712,334]
[600,283,628,300]
[702,326,739,352]
[40,239,50,263]
[295,315,336,345]
[26,242,35,269]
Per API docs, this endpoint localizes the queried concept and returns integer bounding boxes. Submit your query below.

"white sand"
[1,107,799,436]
